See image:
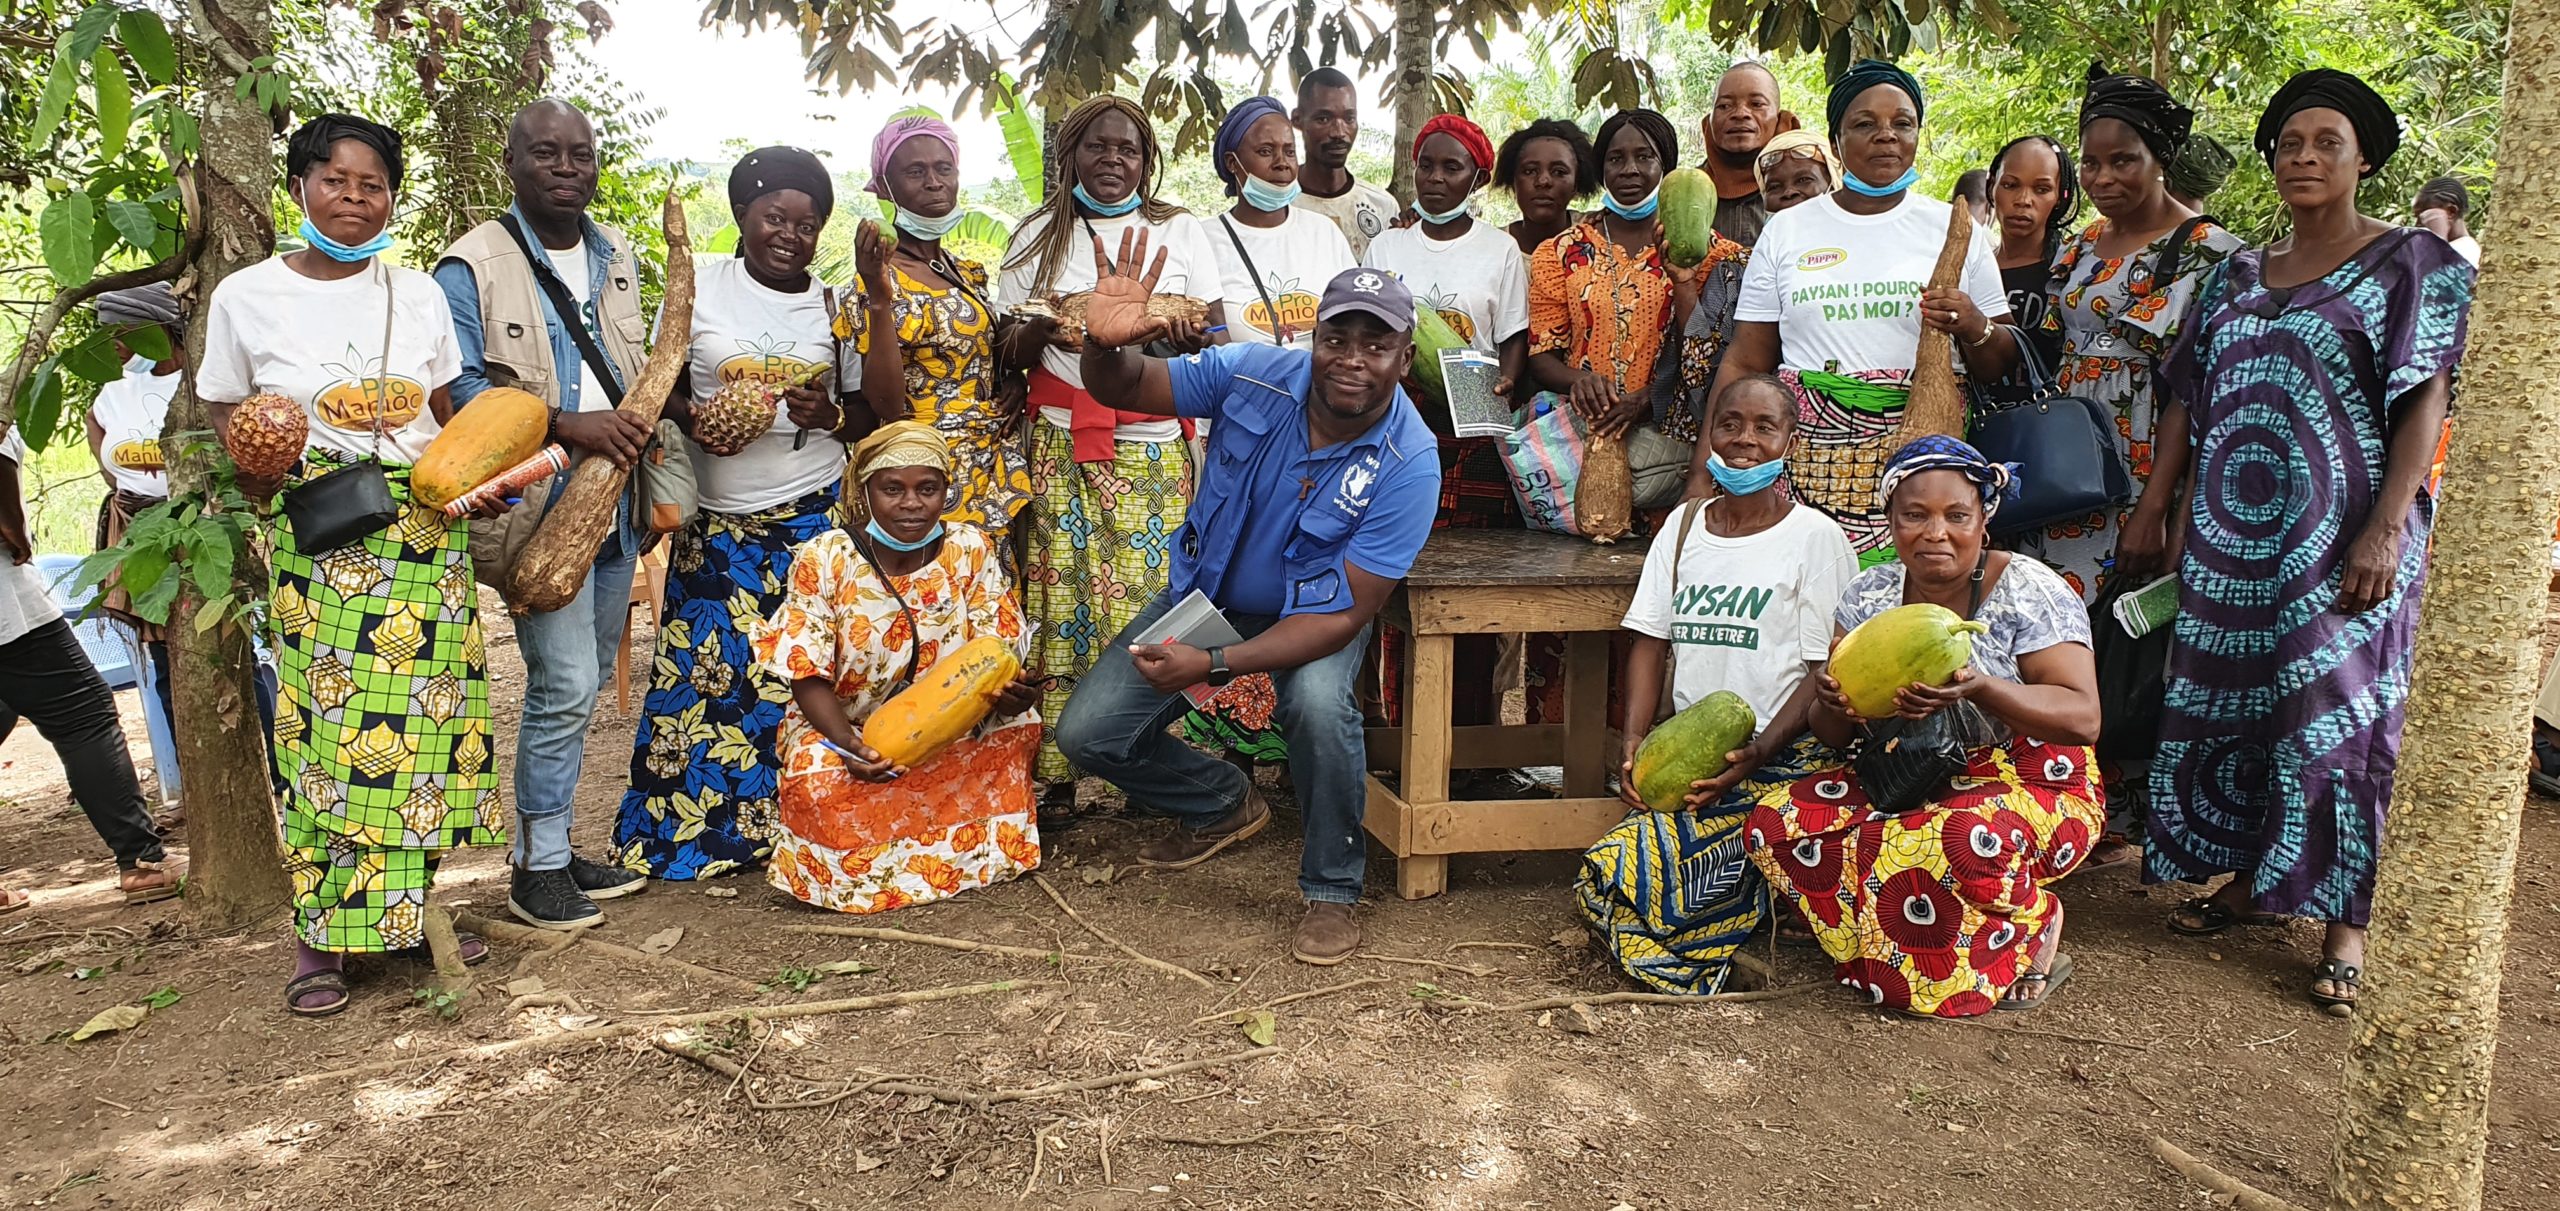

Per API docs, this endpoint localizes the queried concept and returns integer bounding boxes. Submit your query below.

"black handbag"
[2089,577,2170,763]
[281,263,401,556]
[1852,551,2003,814]
[1972,216,2211,537]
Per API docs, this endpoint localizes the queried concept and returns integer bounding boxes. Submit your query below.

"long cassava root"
[1900,198,1974,441]
[506,185,696,612]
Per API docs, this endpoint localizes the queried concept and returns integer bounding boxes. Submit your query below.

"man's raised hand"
[1082,227,1172,349]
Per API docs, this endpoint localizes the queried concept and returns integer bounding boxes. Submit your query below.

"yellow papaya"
[1630,689,1757,811]
[1829,602,1988,719]
[861,636,1022,768]
[412,386,550,508]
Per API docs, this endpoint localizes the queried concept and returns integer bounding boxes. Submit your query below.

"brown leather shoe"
[1134,785,1271,869]
[1292,901,1360,965]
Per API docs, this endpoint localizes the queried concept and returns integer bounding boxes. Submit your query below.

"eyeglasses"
[1757,145,1826,172]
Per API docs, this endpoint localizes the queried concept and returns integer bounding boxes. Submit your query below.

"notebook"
[1438,348,1513,438]
[1148,589,1245,706]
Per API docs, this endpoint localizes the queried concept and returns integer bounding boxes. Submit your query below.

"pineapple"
[691,361,832,457]
[224,392,309,479]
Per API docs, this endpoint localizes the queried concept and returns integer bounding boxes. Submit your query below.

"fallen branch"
[1143,1124,1353,1148]
[658,1041,1283,1112]
[1450,984,1826,1014]
[1029,873,1216,988]
[1947,1015,2153,1052]
[1187,977,1383,1026]
[649,1040,918,1111]
[1447,941,1540,954]
[781,923,1133,970]
[2149,1137,2314,1211]
[1021,1116,1067,1200]
[508,931,580,982]
[198,979,1049,1099]
[506,992,589,1016]
[458,911,765,996]
[1364,954,1498,978]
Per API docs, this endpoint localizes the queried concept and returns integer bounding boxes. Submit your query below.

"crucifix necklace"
[1298,474,1317,501]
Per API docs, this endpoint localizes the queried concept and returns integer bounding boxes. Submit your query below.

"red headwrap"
[1412,114,1495,176]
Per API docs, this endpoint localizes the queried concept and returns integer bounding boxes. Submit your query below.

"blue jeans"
[1054,589,1372,904]
[511,549,638,870]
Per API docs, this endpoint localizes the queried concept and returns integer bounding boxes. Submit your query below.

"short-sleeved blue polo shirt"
[1166,342,1440,617]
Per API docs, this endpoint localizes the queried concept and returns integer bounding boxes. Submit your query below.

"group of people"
[2,53,2478,1024]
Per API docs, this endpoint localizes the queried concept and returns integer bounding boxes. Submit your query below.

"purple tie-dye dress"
[2144,229,2475,926]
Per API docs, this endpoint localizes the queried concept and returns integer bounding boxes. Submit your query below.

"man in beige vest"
[434,98,653,928]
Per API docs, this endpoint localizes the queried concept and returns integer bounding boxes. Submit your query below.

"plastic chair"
[31,552,173,801]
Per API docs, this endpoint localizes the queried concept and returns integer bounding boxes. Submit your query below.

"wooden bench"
[1362,528,1650,899]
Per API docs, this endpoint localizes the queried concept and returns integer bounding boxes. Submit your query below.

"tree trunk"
[2148,5,2172,88]
[2326,6,2556,1206]
[169,0,290,928]
[1386,0,1432,206]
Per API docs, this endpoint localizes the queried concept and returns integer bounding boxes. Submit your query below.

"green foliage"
[412,986,467,1019]
[69,435,263,638]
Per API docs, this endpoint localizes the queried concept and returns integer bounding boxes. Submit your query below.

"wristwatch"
[1205,646,1236,687]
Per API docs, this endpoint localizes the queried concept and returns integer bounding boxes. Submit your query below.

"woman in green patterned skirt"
[202,115,505,1017]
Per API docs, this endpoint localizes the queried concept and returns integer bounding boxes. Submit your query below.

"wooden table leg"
[1562,631,1610,799]
[1397,854,1449,899]
[1396,632,1454,899]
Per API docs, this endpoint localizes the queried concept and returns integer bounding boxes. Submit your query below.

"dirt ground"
[3,588,2558,1211]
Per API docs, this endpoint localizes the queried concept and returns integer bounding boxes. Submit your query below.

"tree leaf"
[1239,1009,1276,1046]
[117,9,177,85]
[187,529,234,602]
[26,54,77,155]
[143,986,182,1009]
[92,47,132,161]
[119,319,172,364]
[39,191,96,287]
[62,330,123,384]
[70,1003,148,1041]
[193,592,234,634]
[66,2,117,62]
[20,366,64,455]
[637,926,684,955]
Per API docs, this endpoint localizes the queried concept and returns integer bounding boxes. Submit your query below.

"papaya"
[1829,602,1989,719]
[861,635,1023,768]
[1659,167,1718,269]
[412,386,550,509]
[1409,303,1467,408]
[1630,690,1758,812]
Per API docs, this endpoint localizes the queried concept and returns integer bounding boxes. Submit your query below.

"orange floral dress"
[754,524,1040,913]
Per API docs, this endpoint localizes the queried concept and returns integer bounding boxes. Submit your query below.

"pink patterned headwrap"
[866,115,961,198]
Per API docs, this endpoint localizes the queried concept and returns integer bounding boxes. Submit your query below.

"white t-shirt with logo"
[997,208,1225,444]
[1621,500,1858,730]
[542,239,609,412]
[673,256,847,515]
[1294,180,1399,260]
[0,432,65,648]
[197,256,462,465]
[1737,192,2009,376]
[1207,208,1355,349]
[1364,220,1530,352]
[91,370,176,496]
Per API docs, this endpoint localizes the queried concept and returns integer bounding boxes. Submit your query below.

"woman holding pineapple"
[202,115,502,1016]
[612,147,883,881]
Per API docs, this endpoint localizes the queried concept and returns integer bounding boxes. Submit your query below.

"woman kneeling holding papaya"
[1745,437,2103,1017]
[755,423,1044,913]
[1575,376,1856,996]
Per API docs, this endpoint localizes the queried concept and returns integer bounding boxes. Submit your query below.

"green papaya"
[1410,303,1467,407]
[1630,690,1758,812]
[1830,603,1990,719]
[1659,166,1718,268]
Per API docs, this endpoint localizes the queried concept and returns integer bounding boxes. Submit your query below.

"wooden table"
[1362,528,1651,899]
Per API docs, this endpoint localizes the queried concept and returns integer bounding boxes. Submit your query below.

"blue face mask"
[1411,198,1470,225]
[1237,172,1301,212]
[1072,183,1144,218]
[1602,187,1660,221]
[864,517,945,553]
[1707,452,1787,496]
[1842,165,1921,198]
[298,215,395,263]
[894,205,966,240]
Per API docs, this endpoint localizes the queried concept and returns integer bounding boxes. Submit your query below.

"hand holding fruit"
[1681,741,1764,808]
[1890,667,1980,720]
[1082,228,1173,349]
[1918,286,1990,343]
[554,408,652,470]
[1813,669,1861,722]
[991,672,1042,718]
[781,380,839,432]
[854,218,896,299]
[831,733,905,783]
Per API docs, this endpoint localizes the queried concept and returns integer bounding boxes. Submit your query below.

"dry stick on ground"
[660,1041,1283,1111]
[1028,873,1217,988]
[1364,954,1499,978]
[646,1039,922,1111]
[1447,941,1541,954]
[459,911,766,996]
[1944,1015,2153,1052]
[1450,985,1826,1014]
[508,931,580,982]
[2148,1138,2313,1211]
[506,992,589,1016]
[204,980,1050,1099]
[1144,1124,1354,1148]
[1186,977,1384,1026]
[1021,1116,1068,1200]
[780,923,1136,970]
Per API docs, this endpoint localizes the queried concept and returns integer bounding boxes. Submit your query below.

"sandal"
[2310,958,2361,1013]
[2532,735,2560,797]
[120,859,185,906]
[395,931,491,968]
[2081,839,2143,871]
[1999,953,2075,1012]
[2166,897,2280,937]
[283,969,350,1018]
[0,888,29,916]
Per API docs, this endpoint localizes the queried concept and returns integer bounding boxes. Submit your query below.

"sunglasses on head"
[1758,145,1825,172]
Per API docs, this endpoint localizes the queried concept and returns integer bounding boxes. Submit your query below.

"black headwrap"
[1827,59,1924,136]
[728,146,835,220]
[285,113,405,192]
[2081,61,2192,161]
[1594,108,1679,167]
[2256,69,2399,178]
[2165,133,2237,202]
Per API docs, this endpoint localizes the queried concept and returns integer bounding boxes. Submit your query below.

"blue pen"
[1203,325,1227,334]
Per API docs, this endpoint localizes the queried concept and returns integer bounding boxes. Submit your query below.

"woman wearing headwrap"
[2165,132,2237,212]
[87,284,184,655]
[1206,95,1353,349]
[2140,68,2474,1014]
[199,114,500,1015]
[837,116,1030,551]
[1752,129,1837,216]
[616,145,872,881]
[1699,59,2019,559]
[1745,435,2104,1017]
[756,422,1043,913]
[1495,118,1599,256]
[1980,134,2077,412]
[995,95,1224,819]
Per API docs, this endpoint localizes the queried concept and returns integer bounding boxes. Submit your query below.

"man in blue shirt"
[1056,242,1440,965]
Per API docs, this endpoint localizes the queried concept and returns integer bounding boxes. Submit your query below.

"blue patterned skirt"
[614,486,841,879]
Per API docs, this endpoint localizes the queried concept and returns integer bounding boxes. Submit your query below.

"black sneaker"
[569,854,648,901]
[509,866,602,931]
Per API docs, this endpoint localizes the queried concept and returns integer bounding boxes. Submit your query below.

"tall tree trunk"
[2327,6,2554,1206]
[2148,5,2172,87]
[170,0,289,928]
[1386,0,1432,206]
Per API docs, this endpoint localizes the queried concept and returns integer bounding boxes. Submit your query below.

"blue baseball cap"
[1314,268,1414,332]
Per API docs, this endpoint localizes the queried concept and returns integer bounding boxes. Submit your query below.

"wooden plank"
[1366,724,1567,771]
[1561,632,1611,798]
[1407,584,1636,636]
[1363,774,1410,855]
[1395,854,1449,900]
[1403,528,1653,588]
[1400,633,1453,807]
[1405,797,1630,855]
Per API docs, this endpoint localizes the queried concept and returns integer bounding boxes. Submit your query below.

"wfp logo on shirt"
[1795,247,1849,272]
[1669,582,1773,649]
[1332,453,1383,517]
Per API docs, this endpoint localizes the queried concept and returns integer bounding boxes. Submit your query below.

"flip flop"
[0,888,30,916]
[2080,840,2143,872]
[2166,897,2281,937]
[283,969,349,1018]
[2309,958,2360,1014]
[1998,953,2075,1012]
